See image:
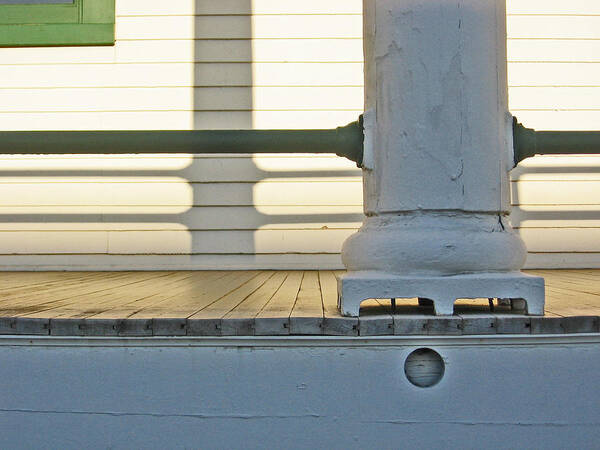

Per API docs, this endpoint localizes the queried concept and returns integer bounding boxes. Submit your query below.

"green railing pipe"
[513,117,600,165]
[4,115,598,169]
[0,117,364,166]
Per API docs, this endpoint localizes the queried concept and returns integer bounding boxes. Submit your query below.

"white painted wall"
[0,0,364,270]
[0,0,598,269]
[507,0,600,268]
[1,335,599,448]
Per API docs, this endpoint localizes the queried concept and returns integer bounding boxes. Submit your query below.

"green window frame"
[0,0,114,47]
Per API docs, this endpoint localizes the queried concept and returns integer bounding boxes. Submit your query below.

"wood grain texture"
[187,271,272,335]
[89,271,225,319]
[254,271,303,335]
[358,299,393,336]
[0,270,598,335]
[221,271,287,336]
[320,270,357,336]
[132,271,259,319]
[289,271,323,335]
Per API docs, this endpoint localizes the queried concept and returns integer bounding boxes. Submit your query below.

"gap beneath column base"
[336,271,545,317]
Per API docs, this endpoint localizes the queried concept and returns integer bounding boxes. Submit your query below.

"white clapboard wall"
[508,0,600,268]
[0,0,598,269]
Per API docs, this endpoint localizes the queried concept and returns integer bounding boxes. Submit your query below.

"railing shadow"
[0,0,364,268]
[189,0,362,264]
[511,157,600,226]
[510,157,600,264]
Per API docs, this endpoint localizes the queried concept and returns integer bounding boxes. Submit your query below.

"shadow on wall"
[0,0,364,268]
[510,156,600,263]
[187,0,363,265]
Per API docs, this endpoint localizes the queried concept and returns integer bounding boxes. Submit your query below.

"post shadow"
[0,1,363,267]
[189,0,363,265]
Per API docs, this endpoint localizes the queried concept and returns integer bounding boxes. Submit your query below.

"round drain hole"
[404,348,444,388]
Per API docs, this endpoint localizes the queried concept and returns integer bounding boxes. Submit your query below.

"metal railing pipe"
[513,118,600,164]
[0,117,364,166]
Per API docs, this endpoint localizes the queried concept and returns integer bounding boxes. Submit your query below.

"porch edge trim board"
[0,315,598,337]
[1,334,600,347]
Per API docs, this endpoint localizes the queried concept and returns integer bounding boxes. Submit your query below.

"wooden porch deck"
[0,270,599,337]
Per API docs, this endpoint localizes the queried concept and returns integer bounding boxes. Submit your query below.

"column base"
[337,271,545,317]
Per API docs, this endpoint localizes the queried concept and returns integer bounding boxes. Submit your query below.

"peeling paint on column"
[364,0,511,213]
[338,0,544,317]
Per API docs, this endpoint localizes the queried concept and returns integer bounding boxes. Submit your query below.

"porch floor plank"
[255,271,303,336]
[89,271,207,320]
[187,271,272,335]
[289,271,323,335]
[221,271,288,336]
[320,270,358,336]
[0,270,599,336]
[40,272,179,319]
[0,272,145,317]
[132,271,259,319]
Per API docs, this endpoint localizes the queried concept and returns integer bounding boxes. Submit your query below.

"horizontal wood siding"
[507,0,600,268]
[0,0,363,269]
[0,0,597,269]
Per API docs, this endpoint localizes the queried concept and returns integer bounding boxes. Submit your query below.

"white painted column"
[338,0,544,316]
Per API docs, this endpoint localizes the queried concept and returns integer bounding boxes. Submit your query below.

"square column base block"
[336,271,545,317]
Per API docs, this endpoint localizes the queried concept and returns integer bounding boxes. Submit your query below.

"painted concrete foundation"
[339,271,545,316]
[339,0,544,315]
[0,335,599,449]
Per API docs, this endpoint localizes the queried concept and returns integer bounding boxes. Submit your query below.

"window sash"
[0,0,114,46]
[0,0,79,25]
